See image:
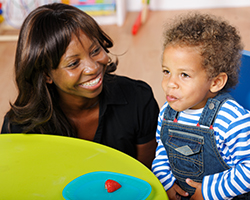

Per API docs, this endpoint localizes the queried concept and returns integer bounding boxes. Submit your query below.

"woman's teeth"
[82,76,101,87]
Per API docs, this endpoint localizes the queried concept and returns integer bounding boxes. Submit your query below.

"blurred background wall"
[2,0,250,28]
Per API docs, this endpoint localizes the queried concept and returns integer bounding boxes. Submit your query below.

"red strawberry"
[105,179,122,193]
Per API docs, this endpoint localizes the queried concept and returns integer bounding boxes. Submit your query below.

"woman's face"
[47,32,109,100]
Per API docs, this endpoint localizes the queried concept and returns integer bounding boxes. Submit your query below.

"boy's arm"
[202,113,250,199]
[152,140,176,191]
[152,103,176,191]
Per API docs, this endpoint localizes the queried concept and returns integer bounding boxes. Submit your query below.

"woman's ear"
[210,72,228,93]
[44,72,53,84]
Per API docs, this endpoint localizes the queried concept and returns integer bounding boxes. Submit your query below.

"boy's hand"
[167,183,189,200]
[186,178,204,200]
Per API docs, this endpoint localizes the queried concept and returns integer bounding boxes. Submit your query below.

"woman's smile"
[79,73,102,89]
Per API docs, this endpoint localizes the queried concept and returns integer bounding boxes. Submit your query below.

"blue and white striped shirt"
[152,99,250,199]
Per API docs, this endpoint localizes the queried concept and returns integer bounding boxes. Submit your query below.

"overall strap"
[163,93,234,125]
[163,104,179,121]
[199,93,233,127]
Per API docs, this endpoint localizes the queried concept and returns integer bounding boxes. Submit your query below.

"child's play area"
[0,1,250,199]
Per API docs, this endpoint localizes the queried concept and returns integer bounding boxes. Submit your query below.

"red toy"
[131,0,150,35]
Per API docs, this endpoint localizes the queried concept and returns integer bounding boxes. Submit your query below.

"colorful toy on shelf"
[60,0,126,26]
[0,2,19,42]
[132,0,150,35]
[0,2,4,24]
[61,0,116,16]
[61,0,70,4]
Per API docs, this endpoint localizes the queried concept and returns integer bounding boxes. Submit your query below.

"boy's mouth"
[166,95,178,102]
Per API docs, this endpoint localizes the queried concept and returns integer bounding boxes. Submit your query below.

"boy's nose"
[167,76,178,89]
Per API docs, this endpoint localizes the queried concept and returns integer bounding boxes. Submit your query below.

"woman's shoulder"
[103,74,159,111]
[106,74,154,95]
[115,74,152,88]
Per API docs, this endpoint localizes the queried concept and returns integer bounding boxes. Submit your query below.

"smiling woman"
[0,3,159,169]
[46,33,108,101]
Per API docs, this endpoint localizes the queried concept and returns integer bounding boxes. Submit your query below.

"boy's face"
[162,45,214,111]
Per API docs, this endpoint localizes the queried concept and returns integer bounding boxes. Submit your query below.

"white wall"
[2,0,60,28]
[126,0,250,11]
[2,0,250,28]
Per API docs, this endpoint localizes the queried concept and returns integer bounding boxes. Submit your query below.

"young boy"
[152,13,250,200]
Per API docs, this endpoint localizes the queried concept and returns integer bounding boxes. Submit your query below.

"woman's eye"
[91,46,101,56]
[67,60,80,68]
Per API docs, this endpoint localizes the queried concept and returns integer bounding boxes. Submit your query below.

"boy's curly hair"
[163,13,244,92]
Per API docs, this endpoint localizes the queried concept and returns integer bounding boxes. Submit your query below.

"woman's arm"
[137,138,157,168]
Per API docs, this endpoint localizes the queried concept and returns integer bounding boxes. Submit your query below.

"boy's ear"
[210,72,228,93]
[44,73,53,84]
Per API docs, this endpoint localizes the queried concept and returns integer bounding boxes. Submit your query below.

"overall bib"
[160,93,250,199]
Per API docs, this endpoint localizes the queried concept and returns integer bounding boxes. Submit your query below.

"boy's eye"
[162,69,170,74]
[181,73,190,78]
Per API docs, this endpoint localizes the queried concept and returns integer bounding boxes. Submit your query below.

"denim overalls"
[160,93,250,199]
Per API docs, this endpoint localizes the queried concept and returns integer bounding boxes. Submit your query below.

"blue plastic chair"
[229,50,250,110]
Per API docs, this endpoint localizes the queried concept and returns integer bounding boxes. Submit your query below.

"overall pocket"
[163,128,204,177]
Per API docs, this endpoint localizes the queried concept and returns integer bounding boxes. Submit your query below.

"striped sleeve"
[151,99,250,199]
[202,100,250,199]
[152,102,176,190]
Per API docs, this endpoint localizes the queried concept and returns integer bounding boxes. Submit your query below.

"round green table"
[0,134,168,199]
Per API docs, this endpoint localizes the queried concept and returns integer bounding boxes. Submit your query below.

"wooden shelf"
[0,23,18,42]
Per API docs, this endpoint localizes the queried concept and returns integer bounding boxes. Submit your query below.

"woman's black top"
[1,74,159,158]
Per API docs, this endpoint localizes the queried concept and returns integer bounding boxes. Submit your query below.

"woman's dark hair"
[7,3,117,136]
